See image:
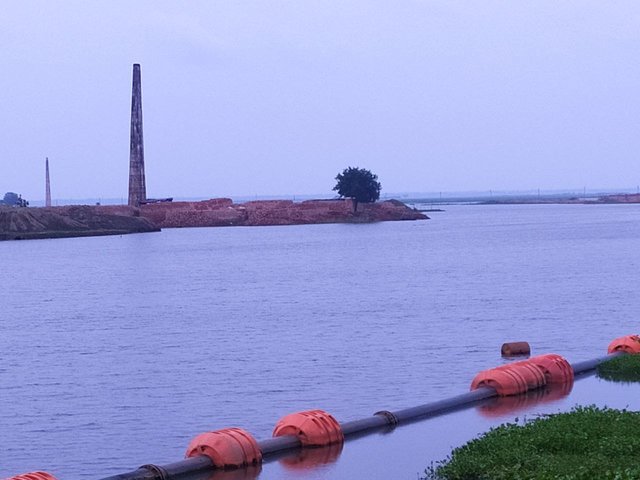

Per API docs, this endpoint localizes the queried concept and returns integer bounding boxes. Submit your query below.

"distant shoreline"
[479,193,640,205]
[404,192,640,207]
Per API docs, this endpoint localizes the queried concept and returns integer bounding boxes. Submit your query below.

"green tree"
[3,192,19,206]
[2,192,29,207]
[333,167,382,212]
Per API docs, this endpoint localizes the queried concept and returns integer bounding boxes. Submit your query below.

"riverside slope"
[140,198,427,228]
[0,205,159,240]
[0,199,426,240]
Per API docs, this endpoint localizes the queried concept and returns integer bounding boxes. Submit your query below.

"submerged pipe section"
[341,387,497,437]
[88,338,638,480]
[98,456,214,480]
[572,352,624,375]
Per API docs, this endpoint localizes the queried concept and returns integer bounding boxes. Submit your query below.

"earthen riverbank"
[139,198,427,228]
[0,205,159,240]
[0,199,427,240]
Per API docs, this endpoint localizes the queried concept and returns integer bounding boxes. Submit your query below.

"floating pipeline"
[7,335,638,480]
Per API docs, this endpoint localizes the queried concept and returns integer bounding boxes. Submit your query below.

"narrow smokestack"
[45,157,51,207]
[128,63,146,207]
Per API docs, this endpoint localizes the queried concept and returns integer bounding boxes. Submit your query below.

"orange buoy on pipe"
[471,360,546,396]
[607,334,640,354]
[528,354,574,384]
[505,361,546,390]
[471,367,530,396]
[501,342,530,357]
[2,474,58,480]
[273,410,343,447]
[185,427,262,469]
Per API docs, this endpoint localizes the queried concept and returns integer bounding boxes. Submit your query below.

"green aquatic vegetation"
[597,354,640,383]
[424,406,640,480]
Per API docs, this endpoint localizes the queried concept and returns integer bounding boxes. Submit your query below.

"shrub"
[597,354,640,383]
[425,406,640,480]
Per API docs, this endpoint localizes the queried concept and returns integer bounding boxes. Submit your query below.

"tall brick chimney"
[128,63,146,207]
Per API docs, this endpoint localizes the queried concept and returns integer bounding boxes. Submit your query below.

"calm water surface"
[2,204,640,479]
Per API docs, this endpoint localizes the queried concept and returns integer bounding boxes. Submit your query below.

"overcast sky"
[1,1,639,201]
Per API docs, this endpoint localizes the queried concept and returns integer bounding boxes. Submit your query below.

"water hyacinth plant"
[424,406,640,480]
[596,354,640,383]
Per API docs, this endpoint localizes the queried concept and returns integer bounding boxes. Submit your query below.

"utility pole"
[45,157,51,207]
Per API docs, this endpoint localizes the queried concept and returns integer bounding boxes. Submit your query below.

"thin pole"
[45,157,51,207]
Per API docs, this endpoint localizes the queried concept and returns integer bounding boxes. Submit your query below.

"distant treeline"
[0,192,29,207]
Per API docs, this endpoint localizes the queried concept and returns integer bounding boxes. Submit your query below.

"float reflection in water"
[478,379,574,418]
[279,442,343,471]
[204,465,262,480]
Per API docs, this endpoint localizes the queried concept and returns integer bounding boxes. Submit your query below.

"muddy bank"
[0,205,159,240]
[140,198,428,228]
[0,199,426,240]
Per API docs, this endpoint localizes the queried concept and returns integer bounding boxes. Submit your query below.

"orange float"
[471,366,530,396]
[501,342,530,357]
[607,335,640,354]
[505,361,546,390]
[528,354,574,384]
[471,360,546,396]
[3,474,57,480]
[185,427,262,469]
[273,409,343,447]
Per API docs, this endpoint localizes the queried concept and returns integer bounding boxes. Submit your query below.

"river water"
[2,204,639,479]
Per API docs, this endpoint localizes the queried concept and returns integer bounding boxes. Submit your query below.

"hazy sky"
[1,1,639,201]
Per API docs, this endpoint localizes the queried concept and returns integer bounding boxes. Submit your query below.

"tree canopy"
[1,192,29,207]
[333,167,381,211]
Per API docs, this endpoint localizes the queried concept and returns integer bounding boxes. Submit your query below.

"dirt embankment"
[0,199,426,240]
[140,198,428,228]
[0,205,159,240]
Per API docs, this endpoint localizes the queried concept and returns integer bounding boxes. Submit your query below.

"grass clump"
[424,406,640,480]
[597,354,640,383]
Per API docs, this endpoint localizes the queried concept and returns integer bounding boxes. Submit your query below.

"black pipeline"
[97,388,497,480]
[97,351,625,480]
